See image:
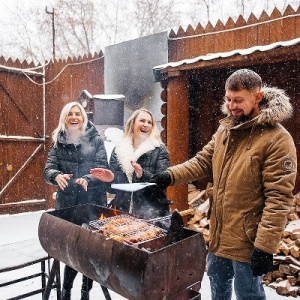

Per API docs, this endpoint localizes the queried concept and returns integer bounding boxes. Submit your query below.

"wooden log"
[179,208,194,217]
[268,279,291,295]
[287,287,299,297]
[188,184,197,193]
[273,255,300,268]
[271,270,285,279]
[275,277,284,283]
[262,273,273,284]
[290,245,300,258]
[289,213,299,221]
[194,199,210,217]
[279,264,291,275]
[282,237,294,245]
[289,263,300,275]
[188,223,202,231]
[187,214,203,224]
[287,275,297,286]
[188,189,205,205]
[291,229,300,240]
[296,272,300,283]
[294,197,300,206]
[282,230,292,238]
[289,206,296,214]
[200,217,209,228]
[277,241,291,256]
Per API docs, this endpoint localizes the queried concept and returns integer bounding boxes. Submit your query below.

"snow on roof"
[93,94,125,100]
[153,37,300,74]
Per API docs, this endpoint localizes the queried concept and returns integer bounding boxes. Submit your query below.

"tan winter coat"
[168,86,297,262]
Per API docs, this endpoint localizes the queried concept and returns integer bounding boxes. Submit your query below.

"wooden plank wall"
[168,5,300,62]
[0,52,104,214]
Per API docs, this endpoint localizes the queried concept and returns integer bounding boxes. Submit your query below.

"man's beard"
[233,108,255,125]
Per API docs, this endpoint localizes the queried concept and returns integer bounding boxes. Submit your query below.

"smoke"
[66,128,84,145]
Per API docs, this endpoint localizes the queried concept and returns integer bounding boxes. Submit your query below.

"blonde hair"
[124,108,162,142]
[52,102,88,147]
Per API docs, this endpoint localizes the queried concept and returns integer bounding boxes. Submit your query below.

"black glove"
[150,171,171,189]
[251,248,273,276]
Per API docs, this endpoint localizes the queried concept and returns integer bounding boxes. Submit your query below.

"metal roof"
[153,37,300,80]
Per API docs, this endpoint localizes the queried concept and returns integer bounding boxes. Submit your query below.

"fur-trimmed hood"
[221,86,293,127]
[114,136,161,183]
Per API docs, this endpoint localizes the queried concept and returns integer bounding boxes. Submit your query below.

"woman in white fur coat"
[91,108,171,219]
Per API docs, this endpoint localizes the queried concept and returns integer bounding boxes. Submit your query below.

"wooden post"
[166,74,189,212]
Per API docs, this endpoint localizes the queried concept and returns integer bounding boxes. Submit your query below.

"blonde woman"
[44,101,110,300]
[91,108,172,219]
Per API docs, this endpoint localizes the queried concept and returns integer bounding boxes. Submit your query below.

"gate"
[0,66,47,214]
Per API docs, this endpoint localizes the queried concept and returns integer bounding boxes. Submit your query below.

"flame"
[98,206,118,219]
[113,205,117,216]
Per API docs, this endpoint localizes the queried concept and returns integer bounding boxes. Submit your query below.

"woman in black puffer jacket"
[91,108,172,220]
[44,101,110,300]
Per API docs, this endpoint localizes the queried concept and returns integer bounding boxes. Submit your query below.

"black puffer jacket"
[109,136,170,219]
[44,121,108,209]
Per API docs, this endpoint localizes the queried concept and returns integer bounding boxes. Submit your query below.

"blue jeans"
[207,253,266,300]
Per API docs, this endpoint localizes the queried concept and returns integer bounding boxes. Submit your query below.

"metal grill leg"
[55,261,61,300]
[41,260,46,296]
[100,285,112,300]
[42,259,61,300]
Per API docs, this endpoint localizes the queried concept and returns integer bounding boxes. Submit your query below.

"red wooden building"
[154,6,300,211]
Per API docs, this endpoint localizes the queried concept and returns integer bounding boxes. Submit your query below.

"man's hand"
[251,248,273,276]
[150,171,171,189]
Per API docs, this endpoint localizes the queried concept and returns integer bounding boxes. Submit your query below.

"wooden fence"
[0,52,104,214]
[168,5,300,62]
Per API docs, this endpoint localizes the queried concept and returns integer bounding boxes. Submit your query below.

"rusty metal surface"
[38,204,207,300]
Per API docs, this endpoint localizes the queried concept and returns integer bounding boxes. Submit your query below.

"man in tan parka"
[151,69,297,300]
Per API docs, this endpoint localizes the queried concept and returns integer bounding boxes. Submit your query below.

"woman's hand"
[55,173,73,190]
[131,160,143,179]
[75,178,88,191]
[90,168,114,182]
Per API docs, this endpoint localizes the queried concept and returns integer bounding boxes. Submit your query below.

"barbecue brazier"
[38,204,207,300]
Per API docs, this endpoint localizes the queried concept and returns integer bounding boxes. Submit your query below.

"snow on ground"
[0,211,297,299]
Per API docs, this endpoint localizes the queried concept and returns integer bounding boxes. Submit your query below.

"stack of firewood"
[186,186,300,297]
[187,183,212,244]
[263,194,300,297]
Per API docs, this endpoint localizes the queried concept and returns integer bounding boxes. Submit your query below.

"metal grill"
[38,204,207,300]
[88,214,167,245]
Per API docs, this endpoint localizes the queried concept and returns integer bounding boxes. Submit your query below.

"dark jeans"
[207,253,266,300]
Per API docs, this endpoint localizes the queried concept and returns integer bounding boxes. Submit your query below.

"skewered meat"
[89,215,165,244]
[124,227,162,243]
[103,220,148,234]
